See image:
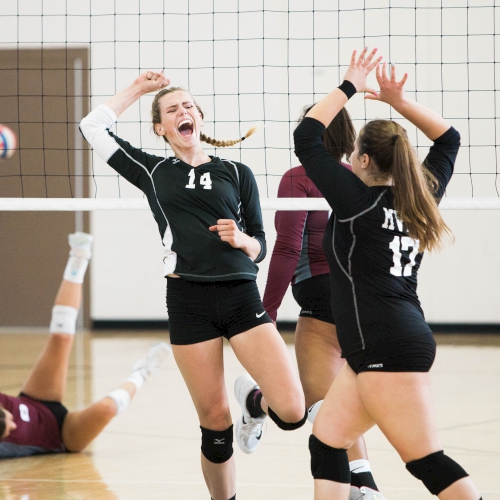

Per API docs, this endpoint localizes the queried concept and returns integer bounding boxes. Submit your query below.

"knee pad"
[50,305,79,334]
[200,425,234,464]
[406,450,469,495]
[268,407,307,431]
[309,434,350,483]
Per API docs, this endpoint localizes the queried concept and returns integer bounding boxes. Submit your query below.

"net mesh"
[0,0,499,210]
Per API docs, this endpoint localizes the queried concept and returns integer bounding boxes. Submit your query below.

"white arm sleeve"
[80,105,120,162]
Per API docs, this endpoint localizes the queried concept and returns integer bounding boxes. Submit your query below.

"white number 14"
[389,236,419,277]
[185,169,212,190]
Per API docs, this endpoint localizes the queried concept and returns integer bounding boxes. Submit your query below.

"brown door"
[0,48,90,328]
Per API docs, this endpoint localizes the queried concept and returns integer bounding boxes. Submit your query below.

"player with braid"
[294,48,482,500]
[80,72,306,500]
[0,233,170,458]
[263,106,389,500]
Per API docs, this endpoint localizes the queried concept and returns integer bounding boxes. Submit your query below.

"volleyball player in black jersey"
[294,48,481,500]
[80,72,306,500]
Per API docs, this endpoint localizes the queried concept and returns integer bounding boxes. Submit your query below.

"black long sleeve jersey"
[294,117,460,356]
[80,105,266,282]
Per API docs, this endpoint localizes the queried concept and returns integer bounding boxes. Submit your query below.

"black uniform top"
[80,105,266,282]
[294,117,460,356]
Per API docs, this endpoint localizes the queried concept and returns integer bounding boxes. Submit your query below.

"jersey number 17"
[389,236,419,277]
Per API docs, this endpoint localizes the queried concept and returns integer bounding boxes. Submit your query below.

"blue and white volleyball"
[0,124,17,160]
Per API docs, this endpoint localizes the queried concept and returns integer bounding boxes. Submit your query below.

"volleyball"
[0,124,17,160]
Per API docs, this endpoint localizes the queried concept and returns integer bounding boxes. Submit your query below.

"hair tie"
[391,134,399,145]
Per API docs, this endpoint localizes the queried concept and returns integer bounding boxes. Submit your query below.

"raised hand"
[134,71,170,93]
[365,62,408,107]
[343,47,382,96]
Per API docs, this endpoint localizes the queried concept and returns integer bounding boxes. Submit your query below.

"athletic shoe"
[349,486,389,500]
[131,342,171,381]
[234,374,267,454]
[68,232,93,260]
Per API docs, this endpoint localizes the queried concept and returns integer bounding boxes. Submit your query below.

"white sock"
[307,400,323,424]
[63,256,89,284]
[49,305,79,334]
[127,370,146,390]
[349,459,372,474]
[106,388,131,415]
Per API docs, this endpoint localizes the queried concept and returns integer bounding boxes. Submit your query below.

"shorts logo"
[367,363,383,369]
[302,310,313,315]
[256,311,266,318]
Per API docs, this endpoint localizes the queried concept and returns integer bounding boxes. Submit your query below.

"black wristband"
[337,80,357,99]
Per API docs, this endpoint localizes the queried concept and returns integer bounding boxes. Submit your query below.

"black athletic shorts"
[18,392,68,430]
[167,278,273,345]
[291,274,335,325]
[346,333,436,374]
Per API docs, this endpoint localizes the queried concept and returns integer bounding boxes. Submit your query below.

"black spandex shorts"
[291,274,335,325]
[19,392,68,430]
[346,333,436,374]
[167,278,273,345]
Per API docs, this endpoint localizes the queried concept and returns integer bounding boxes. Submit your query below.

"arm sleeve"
[294,117,370,216]
[238,163,267,263]
[422,126,461,199]
[80,105,161,191]
[263,170,309,321]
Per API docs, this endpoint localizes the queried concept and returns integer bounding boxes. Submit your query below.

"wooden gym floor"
[0,331,499,499]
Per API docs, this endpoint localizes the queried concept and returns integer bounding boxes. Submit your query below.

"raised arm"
[104,71,170,117]
[305,48,381,126]
[365,62,450,141]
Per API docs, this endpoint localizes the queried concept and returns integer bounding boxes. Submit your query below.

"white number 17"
[389,236,419,277]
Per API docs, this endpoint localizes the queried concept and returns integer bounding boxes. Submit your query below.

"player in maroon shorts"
[0,233,170,458]
[263,107,389,500]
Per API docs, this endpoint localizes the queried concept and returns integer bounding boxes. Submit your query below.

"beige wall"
[0,48,90,327]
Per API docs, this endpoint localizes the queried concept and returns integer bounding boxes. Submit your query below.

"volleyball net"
[1,1,499,211]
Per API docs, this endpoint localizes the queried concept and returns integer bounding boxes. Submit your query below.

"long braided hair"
[151,87,257,147]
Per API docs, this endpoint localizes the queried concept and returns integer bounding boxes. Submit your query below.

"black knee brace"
[267,407,307,431]
[406,450,469,495]
[309,434,350,483]
[200,425,234,464]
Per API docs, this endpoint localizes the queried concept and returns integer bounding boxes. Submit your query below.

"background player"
[263,107,388,500]
[294,48,482,500]
[0,232,171,458]
[80,73,306,500]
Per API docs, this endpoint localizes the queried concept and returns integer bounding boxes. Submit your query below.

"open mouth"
[178,119,194,137]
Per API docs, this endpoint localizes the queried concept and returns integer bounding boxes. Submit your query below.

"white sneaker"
[349,486,389,500]
[234,374,266,454]
[68,232,93,260]
[132,342,171,380]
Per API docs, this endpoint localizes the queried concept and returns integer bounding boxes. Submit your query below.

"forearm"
[239,234,263,261]
[104,82,146,118]
[305,88,349,128]
[391,98,450,141]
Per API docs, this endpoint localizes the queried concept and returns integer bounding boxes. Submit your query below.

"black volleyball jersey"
[294,117,460,356]
[80,105,266,281]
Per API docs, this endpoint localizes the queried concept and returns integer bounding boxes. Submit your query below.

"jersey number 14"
[185,168,212,190]
[389,236,419,277]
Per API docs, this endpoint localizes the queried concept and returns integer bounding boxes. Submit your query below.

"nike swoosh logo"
[256,311,266,318]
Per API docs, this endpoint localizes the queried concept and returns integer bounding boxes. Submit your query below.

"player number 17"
[389,236,419,277]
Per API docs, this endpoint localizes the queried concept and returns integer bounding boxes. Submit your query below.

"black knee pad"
[406,450,469,495]
[200,425,234,464]
[267,407,307,431]
[309,434,350,483]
